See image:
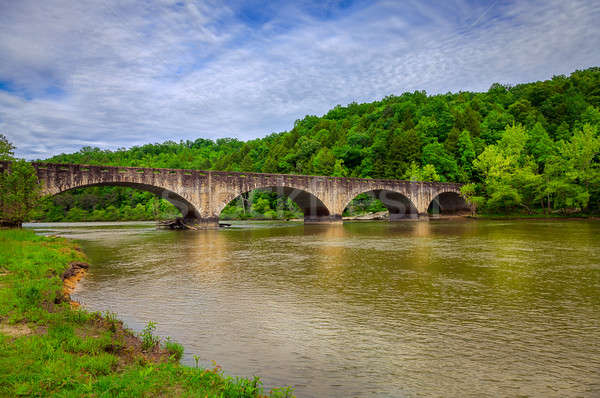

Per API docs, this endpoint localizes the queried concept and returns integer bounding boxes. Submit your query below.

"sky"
[1,0,599,159]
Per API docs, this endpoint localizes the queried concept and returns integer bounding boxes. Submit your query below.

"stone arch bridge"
[2,162,470,227]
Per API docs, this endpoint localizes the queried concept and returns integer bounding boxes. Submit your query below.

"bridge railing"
[25,161,463,189]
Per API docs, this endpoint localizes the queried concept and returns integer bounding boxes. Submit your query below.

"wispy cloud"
[1,0,599,159]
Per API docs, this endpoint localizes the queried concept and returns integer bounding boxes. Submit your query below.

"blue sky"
[1,0,599,159]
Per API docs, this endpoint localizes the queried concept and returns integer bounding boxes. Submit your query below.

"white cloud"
[0,0,599,159]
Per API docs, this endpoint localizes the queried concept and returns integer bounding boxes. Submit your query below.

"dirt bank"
[61,261,89,307]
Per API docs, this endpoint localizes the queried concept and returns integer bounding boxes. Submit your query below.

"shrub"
[164,337,184,362]
[140,321,160,351]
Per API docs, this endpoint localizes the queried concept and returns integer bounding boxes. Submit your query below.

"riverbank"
[0,229,294,397]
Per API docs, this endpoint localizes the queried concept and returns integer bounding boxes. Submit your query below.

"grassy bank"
[0,229,294,397]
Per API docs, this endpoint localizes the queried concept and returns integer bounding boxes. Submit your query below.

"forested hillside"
[39,68,600,221]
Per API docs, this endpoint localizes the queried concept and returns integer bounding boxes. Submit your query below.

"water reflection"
[27,220,600,397]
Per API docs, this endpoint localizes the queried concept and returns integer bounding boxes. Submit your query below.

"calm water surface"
[27,220,600,397]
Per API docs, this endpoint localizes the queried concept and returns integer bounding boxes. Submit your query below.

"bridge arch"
[341,189,419,220]
[47,181,201,221]
[427,191,470,217]
[34,163,206,223]
[216,185,332,222]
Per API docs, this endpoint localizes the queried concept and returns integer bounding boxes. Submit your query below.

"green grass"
[165,337,184,362]
[0,229,295,397]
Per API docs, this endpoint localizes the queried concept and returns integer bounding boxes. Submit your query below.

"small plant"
[23,285,41,306]
[135,355,148,367]
[164,337,184,362]
[140,321,160,351]
[104,311,119,332]
[138,364,154,378]
[270,386,296,398]
[193,354,200,368]
[80,353,118,376]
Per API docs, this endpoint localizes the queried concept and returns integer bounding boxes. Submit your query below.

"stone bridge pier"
[1,162,470,228]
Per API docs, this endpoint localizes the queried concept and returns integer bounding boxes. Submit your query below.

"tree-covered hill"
[40,67,600,220]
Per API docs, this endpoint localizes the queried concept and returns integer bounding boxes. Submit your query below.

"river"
[26,220,600,397]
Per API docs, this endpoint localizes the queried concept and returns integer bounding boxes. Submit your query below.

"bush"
[140,321,160,351]
[164,337,184,362]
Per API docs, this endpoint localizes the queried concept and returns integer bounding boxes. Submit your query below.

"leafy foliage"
[164,337,184,362]
[0,134,15,161]
[0,159,41,225]
[141,321,160,351]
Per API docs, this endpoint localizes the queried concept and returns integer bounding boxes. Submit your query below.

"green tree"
[444,127,460,155]
[457,130,475,181]
[473,143,518,212]
[474,125,543,212]
[110,203,121,219]
[414,116,438,144]
[579,105,600,127]
[0,134,15,160]
[120,205,135,220]
[65,206,88,221]
[251,197,271,216]
[508,99,536,126]
[544,124,600,212]
[421,142,458,181]
[332,159,348,177]
[498,124,528,159]
[403,162,440,182]
[385,129,422,178]
[133,203,149,220]
[421,164,440,182]
[526,122,554,170]
[312,148,336,176]
[481,110,514,144]
[0,159,42,226]
[460,183,484,214]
